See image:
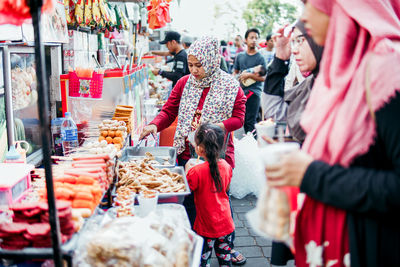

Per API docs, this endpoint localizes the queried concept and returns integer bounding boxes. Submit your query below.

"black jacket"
[160,49,190,87]
[301,91,400,267]
[264,56,289,98]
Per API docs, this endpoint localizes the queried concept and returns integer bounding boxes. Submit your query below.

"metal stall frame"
[0,0,63,266]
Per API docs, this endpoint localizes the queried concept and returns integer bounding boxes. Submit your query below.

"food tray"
[120,146,177,166]
[114,166,191,204]
[156,166,191,204]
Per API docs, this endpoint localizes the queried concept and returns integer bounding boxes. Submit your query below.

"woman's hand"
[273,26,292,61]
[139,124,157,140]
[151,68,160,76]
[265,150,314,188]
[262,135,277,144]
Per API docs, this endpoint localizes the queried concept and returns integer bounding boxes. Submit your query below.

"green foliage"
[243,0,298,38]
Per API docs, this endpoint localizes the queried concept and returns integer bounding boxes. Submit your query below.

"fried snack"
[113,105,133,133]
[116,156,186,195]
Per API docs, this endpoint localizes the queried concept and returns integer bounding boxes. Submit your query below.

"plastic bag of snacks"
[247,186,299,250]
[246,142,301,250]
[74,213,202,267]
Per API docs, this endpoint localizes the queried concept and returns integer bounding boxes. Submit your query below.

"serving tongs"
[134,133,157,152]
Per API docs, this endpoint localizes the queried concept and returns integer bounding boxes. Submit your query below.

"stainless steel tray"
[120,146,177,166]
[114,166,191,204]
[156,166,191,204]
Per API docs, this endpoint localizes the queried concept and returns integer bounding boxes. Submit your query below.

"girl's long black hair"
[195,123,226,192]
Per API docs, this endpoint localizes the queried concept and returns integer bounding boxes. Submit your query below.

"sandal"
[231,250,247,265]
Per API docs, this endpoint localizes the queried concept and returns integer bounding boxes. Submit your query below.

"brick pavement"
[209,195,295,267]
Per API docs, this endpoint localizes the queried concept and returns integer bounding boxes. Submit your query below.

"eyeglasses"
[291,35,306,49]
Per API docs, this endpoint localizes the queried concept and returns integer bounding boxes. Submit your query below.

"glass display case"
[9,46,42,163]
[1,46,42,165]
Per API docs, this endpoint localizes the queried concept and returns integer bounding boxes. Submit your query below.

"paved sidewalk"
[210,195,295,267]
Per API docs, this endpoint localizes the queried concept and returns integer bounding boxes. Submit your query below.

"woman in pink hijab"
[265,0,400,266]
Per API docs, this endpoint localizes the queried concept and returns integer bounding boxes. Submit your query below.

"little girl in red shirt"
[186,123,235,267]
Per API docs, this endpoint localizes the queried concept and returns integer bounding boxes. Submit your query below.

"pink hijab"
[293,1,400,266]
[301,0,400,167]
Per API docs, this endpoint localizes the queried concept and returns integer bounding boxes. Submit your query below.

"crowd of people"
[141,0,400,266]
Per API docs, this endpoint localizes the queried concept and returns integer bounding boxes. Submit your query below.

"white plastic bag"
[230,134,265,199]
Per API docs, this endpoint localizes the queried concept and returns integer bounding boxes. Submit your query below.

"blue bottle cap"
[6,145,21,160]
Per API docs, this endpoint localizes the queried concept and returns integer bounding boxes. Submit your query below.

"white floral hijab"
[173,36,240,154]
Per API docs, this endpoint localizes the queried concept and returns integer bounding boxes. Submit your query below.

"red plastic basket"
[68,71,104,98]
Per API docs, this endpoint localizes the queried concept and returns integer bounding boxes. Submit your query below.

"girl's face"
[291,28,317,73]
[301,1,330,46]
[188,55,206,80]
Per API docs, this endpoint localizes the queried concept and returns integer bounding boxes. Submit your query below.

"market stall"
[0,0,201,265]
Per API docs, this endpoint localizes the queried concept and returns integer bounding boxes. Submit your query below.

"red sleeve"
[222,87,247,132]
[150,75,190,132]
[186,167,199,191]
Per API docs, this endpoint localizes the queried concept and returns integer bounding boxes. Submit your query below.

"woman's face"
[301,1,330,46]
[188,55,206,80]
[291,28,317,73]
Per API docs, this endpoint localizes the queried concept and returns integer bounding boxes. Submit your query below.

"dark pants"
[244,92,261,135]
[271,241,294,266]
[201,232,234,267]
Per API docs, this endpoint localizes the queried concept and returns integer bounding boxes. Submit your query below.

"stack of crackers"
[113,105,134,133]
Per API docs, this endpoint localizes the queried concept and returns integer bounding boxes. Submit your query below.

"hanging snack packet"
[75,0,84,25]
[99,0,110,22]
[84,0,93,26]
[92,0,101,24]
[63,0,70,24]
[68,0,76,25]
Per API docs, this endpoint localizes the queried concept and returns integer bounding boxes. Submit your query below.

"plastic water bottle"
[61,112,79,156]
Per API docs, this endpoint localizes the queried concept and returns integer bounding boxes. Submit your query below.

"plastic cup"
[188,131,196,147]
[138,191,159,217]
[255,122,276,147]
[259,142,300,167]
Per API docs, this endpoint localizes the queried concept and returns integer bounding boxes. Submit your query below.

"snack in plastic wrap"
[84,0,93,26]
[67,0,76,25]
[63,0,70,24]
[11,66,37,110]
[79,216,194,267]
[92,0,101,24]
[247,186,299,250]
[75,0,84,25]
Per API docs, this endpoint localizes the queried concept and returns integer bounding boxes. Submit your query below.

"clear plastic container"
[61,112,79,156]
